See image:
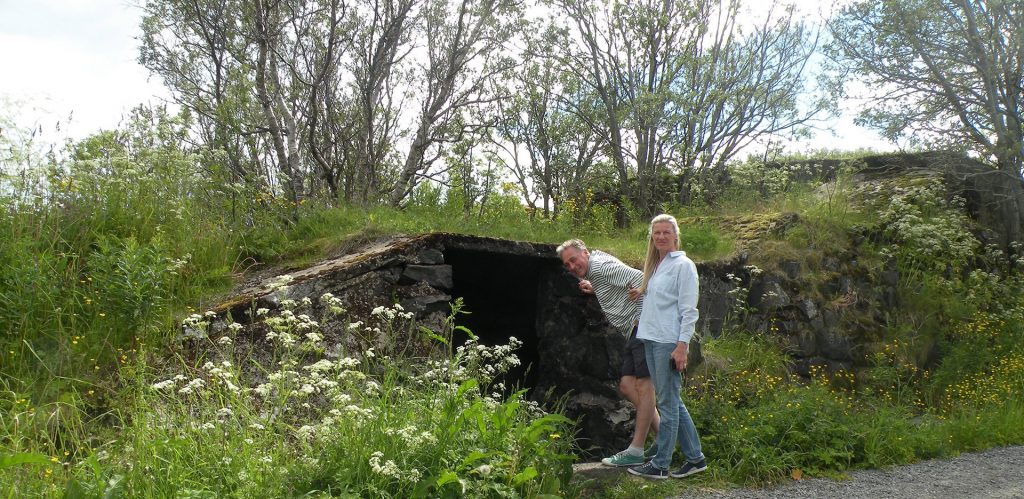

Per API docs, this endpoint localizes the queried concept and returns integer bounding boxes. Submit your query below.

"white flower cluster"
[203,360,241,393]
[413,336,526,402]
[384,425,437,449]
[178,378,206,395]
[168,253,191,274]
[151,374,188,391]
[154,288,545,474]
[264,310,322,350]
[181,313,209,332]
[319,292,346,316]
[369,451,421,482]
[878,179,977,272]
[455,337,522,385]
[269,274,294,291]
[371,303,414,321]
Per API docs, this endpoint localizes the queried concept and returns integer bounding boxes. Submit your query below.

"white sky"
[0,0,169,141]
[0,0,894,154]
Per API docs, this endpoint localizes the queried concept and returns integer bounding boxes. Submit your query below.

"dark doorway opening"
[441,244,630,458]
[443,248,545,392]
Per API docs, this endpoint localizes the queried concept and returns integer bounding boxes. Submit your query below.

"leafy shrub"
[60,302,575,498]
[876,178,978,276]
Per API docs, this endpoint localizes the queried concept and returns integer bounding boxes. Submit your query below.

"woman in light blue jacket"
[627,214,708,480]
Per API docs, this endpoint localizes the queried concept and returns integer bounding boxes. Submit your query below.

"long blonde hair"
[638,214,680,294]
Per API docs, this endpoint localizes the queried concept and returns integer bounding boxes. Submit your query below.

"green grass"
[3,303,576,497]
[581,306,1024,496]
[3,116,1024,497]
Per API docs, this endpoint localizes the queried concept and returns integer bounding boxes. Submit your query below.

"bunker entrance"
[443,248,547,391]
[443,245,631,458]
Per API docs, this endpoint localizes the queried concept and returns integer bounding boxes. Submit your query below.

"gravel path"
[685,445,1024,499]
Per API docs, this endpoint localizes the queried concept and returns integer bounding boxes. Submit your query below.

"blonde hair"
[638,214,680,294]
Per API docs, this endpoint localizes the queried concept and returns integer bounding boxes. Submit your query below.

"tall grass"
[4,109,1024,497]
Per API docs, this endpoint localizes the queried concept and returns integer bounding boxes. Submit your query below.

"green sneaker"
[643,444,658,459]
[601,450,645,467]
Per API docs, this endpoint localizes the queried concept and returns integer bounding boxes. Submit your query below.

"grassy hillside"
[2,142,1023,497]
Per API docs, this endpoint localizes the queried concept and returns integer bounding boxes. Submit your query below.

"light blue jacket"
[636,251,699,344]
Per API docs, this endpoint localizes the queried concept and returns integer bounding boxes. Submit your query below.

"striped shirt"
[586,250,643,336]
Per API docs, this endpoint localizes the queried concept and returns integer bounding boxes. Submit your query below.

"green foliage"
[51,303,576,498]
[86,236,177,335]
[5,95,1024,498]
[874,178,978,276]
[830,0,1024,171]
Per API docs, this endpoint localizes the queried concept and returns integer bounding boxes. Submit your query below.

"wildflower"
[254,384,273,397]
[369,452,402,478]
[182,313,204,327]
[217,336,233,346]
[304,359,336,372]
[269,274,294,290]
[152,379,177,391]
[296,425,317,440]
[178,378,206,395]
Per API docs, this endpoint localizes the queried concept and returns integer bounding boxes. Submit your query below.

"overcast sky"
[0,0,168,141]
[0,0,894,154]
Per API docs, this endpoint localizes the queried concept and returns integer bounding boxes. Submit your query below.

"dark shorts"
[620,325,651,378]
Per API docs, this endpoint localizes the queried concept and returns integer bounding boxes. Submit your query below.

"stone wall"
[198,231,910,458]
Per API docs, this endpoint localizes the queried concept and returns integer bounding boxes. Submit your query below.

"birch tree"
[554,0,828,217]
[387,0,523,206]
[830,0,1024,177]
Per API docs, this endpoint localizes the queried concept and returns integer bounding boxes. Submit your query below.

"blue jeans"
[642,339,705,470]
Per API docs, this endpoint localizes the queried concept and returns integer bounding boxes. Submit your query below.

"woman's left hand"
[671,343,688,371]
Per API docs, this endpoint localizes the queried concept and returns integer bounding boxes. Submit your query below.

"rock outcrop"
[197,225,909,457]
[189,151,1024,458]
